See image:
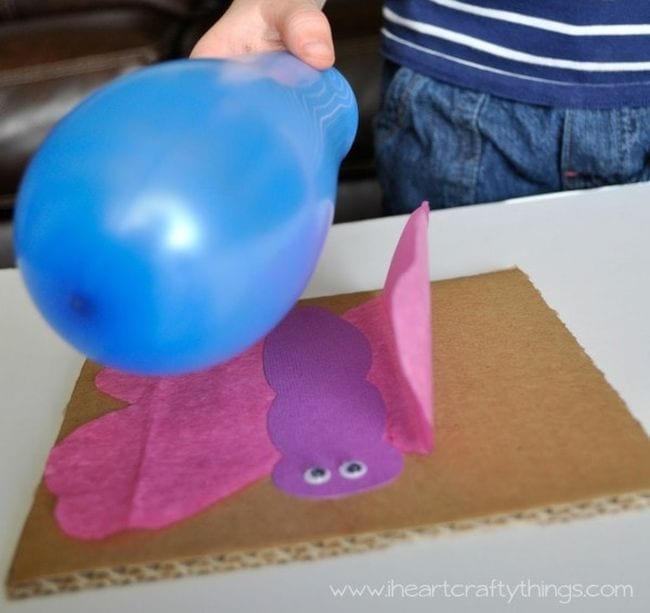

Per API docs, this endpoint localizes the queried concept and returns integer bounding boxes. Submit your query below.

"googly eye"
[303,466,331,485]
[339,460,367,480]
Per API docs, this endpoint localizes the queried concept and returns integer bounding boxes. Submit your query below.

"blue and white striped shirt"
[381,0,650,108]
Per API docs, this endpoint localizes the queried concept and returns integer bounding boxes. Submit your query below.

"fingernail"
[302,41,332,57]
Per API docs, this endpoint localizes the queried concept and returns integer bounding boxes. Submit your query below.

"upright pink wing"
[45,342,278,539]
[344,203,433,453]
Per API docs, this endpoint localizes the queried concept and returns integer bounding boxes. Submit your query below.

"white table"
[1,184,649,612]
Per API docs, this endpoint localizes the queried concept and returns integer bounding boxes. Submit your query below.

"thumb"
[267,0,335,70]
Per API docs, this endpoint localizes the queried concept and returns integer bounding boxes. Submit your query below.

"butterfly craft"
[45,204,433,539]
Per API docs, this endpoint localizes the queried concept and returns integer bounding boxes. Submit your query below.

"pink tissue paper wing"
[45,343,278,539]
[344,202,433,453]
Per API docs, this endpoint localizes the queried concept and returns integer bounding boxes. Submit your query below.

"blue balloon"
[14,52,358,375]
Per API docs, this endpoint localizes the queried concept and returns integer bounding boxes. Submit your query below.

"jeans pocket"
[375,71,488,212]
[374,65,419,136]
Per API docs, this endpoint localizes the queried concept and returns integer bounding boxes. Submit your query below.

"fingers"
[269,0,335,69]
[190,25,234,59]
[191,0,273,59]
[190,0,335,71]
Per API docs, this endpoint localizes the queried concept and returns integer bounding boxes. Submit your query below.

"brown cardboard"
[6,269,650,598]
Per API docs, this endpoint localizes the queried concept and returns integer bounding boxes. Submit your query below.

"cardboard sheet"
[7,269,650,598]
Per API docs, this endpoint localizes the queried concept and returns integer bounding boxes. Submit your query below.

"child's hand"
[191,0,334,70]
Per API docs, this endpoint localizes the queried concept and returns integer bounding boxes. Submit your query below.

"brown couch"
[0,0,384,267]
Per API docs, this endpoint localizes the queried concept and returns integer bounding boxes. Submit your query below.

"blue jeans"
[374,63,650,214]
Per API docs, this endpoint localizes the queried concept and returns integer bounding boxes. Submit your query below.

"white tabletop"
[1,183,649,612]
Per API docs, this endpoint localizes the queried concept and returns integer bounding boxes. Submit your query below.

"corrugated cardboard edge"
[7,491,650,599]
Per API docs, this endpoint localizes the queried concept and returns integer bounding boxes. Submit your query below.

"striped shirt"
[381,0,650,108]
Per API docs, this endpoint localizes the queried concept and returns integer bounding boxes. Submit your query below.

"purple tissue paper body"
[264,306,403,498]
